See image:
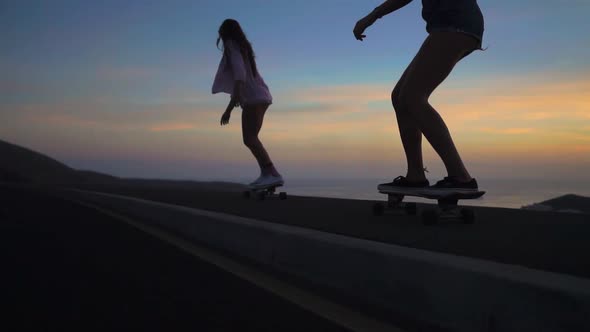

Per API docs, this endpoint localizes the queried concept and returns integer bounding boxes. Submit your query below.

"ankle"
[405,173,427,182]
[449,175,473,183]
[260,162,279,177]
[406,167,428,182]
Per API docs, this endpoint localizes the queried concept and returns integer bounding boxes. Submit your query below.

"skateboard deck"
[373,187,485,225]
[243,184,287,201]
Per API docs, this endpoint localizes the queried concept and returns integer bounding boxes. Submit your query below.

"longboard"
[243,184,287,201]
[373,187,485,225]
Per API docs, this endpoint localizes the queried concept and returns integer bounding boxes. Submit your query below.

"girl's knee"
[397,90,429,110]
[391,88,406,113]
[243,135,259,148]
[393,89,427,114]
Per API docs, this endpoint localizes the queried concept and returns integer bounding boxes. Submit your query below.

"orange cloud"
[273,84,390,112]
[11,101,221,133]
[477,127,535,134]
[295,84,390,104]
[2,68,589,179]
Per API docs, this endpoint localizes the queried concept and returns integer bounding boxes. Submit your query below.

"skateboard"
[242,184,287,201]
[373,187,485,225]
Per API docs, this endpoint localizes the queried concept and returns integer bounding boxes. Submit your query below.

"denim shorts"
[422,0,484,48]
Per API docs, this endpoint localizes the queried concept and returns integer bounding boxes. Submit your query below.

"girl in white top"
[212,19,283,188]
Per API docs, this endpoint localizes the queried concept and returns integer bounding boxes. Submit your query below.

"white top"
[211,39,272,106]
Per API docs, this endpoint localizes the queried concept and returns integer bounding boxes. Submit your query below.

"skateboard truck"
[243,185,287,201]
[372,193,418,217]
[421,198,475,225]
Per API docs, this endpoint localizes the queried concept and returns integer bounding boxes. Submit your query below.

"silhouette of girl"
[213,19,283,188]
[354,0,484,194]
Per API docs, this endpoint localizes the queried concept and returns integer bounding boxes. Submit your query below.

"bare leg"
[395,31,478,182]
[241,103,279,176]
[391,58,426,182]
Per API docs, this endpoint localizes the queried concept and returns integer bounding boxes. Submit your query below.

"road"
[1,186,358,332]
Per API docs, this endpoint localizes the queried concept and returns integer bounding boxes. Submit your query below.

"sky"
[1,0,589,181]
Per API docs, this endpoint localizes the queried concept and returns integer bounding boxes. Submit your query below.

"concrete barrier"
[64,189,590,332]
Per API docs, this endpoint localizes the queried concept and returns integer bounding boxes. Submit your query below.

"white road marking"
[70,199,406,332]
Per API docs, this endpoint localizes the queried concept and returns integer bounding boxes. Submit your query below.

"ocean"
[275,178,590,209]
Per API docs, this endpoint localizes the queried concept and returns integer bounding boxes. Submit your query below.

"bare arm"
[371,0,413,20]
[221,81,242,126]
[353,0,413,40]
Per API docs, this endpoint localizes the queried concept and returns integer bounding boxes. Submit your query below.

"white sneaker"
[248,175,265,188]
[254,174,284,189]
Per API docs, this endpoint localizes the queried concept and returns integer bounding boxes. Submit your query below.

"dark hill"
[0,139,243,191]
[538,194,590,214]
[0,139,119,184]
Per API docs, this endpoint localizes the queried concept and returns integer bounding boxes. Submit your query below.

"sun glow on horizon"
[2,69,588,179]
[1,1,589,180]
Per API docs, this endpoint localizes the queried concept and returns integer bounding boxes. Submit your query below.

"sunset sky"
[2,0,589,181]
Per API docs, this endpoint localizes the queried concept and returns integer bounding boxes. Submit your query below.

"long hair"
[216,19,258,77]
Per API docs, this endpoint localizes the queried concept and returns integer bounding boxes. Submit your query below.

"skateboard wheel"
[279,192,287,200]
[372,202,385,216]
[387,194,404,207]
[405,202,417,215]
[257,192,266,201]
[460,208,475,224]
[422,209,438,225]
[242,191,251,199]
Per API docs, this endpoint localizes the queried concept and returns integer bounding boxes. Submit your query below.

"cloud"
[272,84,390,114]
[95,61,216,83]
[429,73,590,129]
[573,145,590,152]
[477,127,534,135]
[28,113,106,129]
[96,66,157,81]
[3,99,222,134]
[1,68,589,180]
[150,123,196,132]
[293,85,390,104]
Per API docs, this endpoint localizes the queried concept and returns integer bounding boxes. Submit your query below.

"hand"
[220,111,231,126]
[353,14,376,41]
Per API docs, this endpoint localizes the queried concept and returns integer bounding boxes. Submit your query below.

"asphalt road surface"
[1,186,354,332]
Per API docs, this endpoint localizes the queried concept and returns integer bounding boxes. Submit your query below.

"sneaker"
[377,176,429,193]
[248,175,265,188]
[426,176,479,194]
[253,174,284,189]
